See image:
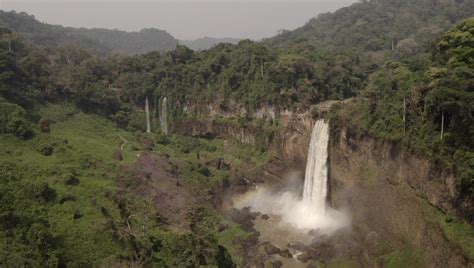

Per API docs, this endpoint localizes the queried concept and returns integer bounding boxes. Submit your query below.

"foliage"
[330,18,474,198]
[0,106,252,266]
[0,102,33,139]
[440,214,474,259]
[265,0,474,57]
[378,249,424,268]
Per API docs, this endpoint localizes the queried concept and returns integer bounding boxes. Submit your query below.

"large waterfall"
[234,118,348,232]
[160,97,168,135]
[302,119,329,214]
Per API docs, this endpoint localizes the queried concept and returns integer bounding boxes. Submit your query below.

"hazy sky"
[1,0,355,40]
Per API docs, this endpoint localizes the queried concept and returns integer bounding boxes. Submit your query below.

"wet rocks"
[225,207,258,232]
[296,252,312,263]
[278,249,292,258]
[262,242,281,255]
[287,242,309,252]
[264,259,283,268]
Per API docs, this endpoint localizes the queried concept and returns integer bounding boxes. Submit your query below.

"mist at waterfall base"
[234,120,350,235]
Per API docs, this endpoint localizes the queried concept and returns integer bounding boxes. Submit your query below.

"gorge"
[0,1,473,267]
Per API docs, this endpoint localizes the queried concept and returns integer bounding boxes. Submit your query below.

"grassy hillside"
[0,104,264,266]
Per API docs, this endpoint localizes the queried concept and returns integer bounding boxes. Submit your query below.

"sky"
[0,0,355,40]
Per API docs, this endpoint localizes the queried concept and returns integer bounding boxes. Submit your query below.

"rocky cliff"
[329,126,473,266]
[174,101,474,267]
[173,101,473,266]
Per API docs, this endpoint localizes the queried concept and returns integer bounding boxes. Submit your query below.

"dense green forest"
[330,17,474,198]
[265,0,474,54]
[0,0,473,266]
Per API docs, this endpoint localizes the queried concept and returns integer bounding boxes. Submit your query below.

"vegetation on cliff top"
[329,17,474,203]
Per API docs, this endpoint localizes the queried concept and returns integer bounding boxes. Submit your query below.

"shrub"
[29,182,57,202]
[197,166,212,177]
[0,102,34,139]
[310,106,320,119]
[37,144,54,156]
[65,175,80,186]
[156,133,170,145]
[38,118,51,133]
[445,215,454,223]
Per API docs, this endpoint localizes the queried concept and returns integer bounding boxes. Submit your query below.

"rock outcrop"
[330,127,473,267]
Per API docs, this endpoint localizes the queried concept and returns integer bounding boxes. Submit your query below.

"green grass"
[378,249,424,268]
[440,214,474,260]
[218,220,253,267]
[324,260,360,268]
[0,106,135,265]
[357,163,379,186]
[0,104,259,266]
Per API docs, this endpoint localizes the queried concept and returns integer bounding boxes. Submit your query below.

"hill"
[180,37,240,51]
[264,0,474,54]
[0,10,178,55]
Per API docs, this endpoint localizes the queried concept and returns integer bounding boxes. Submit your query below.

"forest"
[0,0,473,266]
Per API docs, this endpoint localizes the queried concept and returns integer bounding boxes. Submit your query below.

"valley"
[0,0,473,267]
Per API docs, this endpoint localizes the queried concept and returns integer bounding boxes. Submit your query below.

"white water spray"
[160,97,168,135]
[303,119,329,213]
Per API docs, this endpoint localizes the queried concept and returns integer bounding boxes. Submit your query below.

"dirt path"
[118,134,127,150]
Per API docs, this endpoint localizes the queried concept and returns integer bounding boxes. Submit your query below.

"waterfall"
[145,96,151,133]
[303,119,329,214]
[160,97,168,135]
[234,118,349,231]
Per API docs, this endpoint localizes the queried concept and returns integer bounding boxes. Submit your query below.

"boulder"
[296,252,312,263]
[264,259,283,268]
[279,249,292,258]
[263,242,281,255]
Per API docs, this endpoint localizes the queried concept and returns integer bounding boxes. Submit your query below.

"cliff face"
[173,107,315,166]
[330,126,473,266]
[173,101,472,265]
[174,103,472,224]
[331,127,473,223]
